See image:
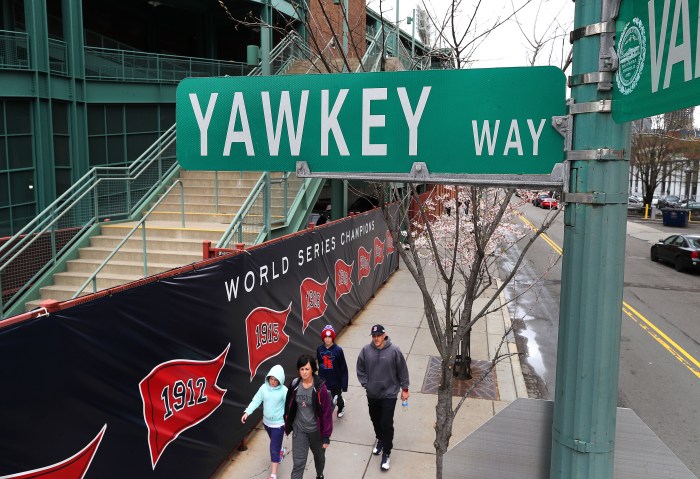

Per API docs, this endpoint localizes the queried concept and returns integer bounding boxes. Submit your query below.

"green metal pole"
[261,0,271,76]
[550,0,631,478]
[411,8,415,59]
[330,179,346,220]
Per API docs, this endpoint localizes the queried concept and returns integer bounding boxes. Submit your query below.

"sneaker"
[381,452,391,471]
[316,475,324,479]
[332,395,338,406]
[372,439,383,455]
[337,408,345,418]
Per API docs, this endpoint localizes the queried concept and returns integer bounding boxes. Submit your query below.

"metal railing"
[216,172,298,248]
[48,38,67,75]
[84,47,253,83]
[248,31,313,77]
[0,125,178,318]
[72,180,185,299]
[0,30,30,70]
[357,26,385,73]
[0,29,364,318]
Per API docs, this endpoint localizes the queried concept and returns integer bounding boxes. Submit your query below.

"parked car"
[540,197,558,209]
[650,234,700,272]
[657,195,681,209]
[533,193,550,207]
[627,196,644,214]
[678,201,700,214]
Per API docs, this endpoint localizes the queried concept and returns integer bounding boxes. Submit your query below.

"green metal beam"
[550,0,631,477]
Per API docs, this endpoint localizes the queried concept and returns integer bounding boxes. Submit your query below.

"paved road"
[501,203,700,477]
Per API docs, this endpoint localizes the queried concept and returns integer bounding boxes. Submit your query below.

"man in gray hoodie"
[356,324,410,472]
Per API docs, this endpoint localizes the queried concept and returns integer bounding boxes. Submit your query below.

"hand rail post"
[142,222,148,277]
[215,171,219,213]
[180,181,185,228]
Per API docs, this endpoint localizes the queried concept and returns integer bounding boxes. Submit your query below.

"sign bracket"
[296,161,565,189]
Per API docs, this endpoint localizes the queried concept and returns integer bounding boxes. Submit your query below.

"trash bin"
[661,208,689,227]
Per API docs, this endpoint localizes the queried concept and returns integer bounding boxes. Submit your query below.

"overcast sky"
[368,0,575,69]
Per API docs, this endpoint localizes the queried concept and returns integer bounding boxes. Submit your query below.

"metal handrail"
[357,27,385,73]
[0,125,178,317]
[248,31,310,77]
[216,173,268,248]
[72,180,185,299]
[0,30,30,70]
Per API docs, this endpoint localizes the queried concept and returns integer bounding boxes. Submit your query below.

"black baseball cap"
[370,324,386,336]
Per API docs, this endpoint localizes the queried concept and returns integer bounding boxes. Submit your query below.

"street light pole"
[395,0,400,57]
[409,8,415,58]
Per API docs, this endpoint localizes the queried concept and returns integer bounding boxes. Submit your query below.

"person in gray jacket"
[356,324,410,472]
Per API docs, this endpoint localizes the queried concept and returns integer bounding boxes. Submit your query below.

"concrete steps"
[28,170,301,311]
[285,57,361,74]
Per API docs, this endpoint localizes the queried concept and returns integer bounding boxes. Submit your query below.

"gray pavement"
[213,216,697,479]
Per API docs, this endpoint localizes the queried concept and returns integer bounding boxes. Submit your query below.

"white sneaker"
[332,395,338,406]
[381,453,390,470]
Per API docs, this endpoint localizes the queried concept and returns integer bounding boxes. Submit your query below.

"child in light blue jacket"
[242,364,288,479]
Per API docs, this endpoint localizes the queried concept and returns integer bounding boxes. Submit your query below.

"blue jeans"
[264,424,285,463]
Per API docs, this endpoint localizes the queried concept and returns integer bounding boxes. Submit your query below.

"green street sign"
[176,68,565,176]
[614,0,700,122]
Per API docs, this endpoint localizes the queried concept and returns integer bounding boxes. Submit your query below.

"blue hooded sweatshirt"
[244,364,287,427]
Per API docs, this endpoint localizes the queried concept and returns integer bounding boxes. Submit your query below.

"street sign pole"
[550,0,631,477]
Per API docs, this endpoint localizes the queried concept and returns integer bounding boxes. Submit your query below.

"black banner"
[0,208,398,479]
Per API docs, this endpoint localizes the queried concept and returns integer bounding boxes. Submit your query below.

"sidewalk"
[626,216,700,245]
[213,263,528,479]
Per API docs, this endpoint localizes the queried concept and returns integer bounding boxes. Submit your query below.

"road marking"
[622,302,700,379]
[517,211,700,379]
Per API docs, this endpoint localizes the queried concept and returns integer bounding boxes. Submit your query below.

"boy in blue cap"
[316,325,349,418]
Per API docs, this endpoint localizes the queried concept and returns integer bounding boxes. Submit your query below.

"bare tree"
[511,0,572,69]
[377,184,560,478]
[631,116,691,205]
[217,0,368,73]
[418,0,534,68]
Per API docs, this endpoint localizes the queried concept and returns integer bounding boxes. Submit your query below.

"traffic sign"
[614,0,700,122]
[176,68,565,176]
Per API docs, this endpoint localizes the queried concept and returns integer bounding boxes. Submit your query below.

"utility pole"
[550,0,631,477]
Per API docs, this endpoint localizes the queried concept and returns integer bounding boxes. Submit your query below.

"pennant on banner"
[373,237,385,267]
[139,345,230,468]
[0,425,106,479]
[334,259,354,304]
[245,305,291,380]
[358,246,371,283]
[300,277,329,332]
[386,230,395,254]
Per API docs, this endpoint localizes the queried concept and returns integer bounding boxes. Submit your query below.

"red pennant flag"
[334,259,354,304]
[386,230,395,254]
[300,277,329,332]
[245,305,291,380]
[373,237,385,267]
[358,246,371,283]
[0,425,106,479]
[139,345,230,469]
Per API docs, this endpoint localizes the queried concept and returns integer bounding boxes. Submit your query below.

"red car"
[540,197,558,209]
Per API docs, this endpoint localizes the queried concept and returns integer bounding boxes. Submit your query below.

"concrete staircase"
[285,56,362,74]
[26,171,302,310]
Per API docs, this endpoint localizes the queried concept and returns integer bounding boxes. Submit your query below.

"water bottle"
[401,398,408,411]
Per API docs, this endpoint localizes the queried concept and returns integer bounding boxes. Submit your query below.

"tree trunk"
[434,362,455,479]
